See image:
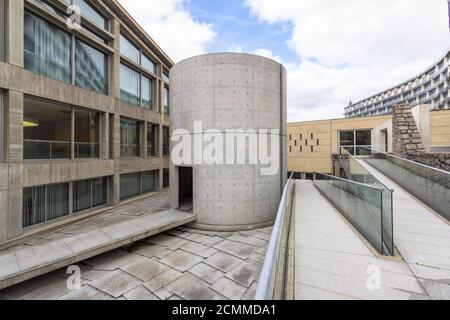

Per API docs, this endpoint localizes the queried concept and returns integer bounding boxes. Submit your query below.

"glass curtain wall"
[75,40,107,94]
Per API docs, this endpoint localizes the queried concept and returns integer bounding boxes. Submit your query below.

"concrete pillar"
[6,90,23,163]
[5,0,24,68]
[100,112,110,159]
[111,112,121,160]
[110,19,121,99]
[141,121,147,158]
[0,163,8,242]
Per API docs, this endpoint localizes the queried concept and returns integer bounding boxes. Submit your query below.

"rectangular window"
[0,91,3,161]
[147,123,158,157]
[23,98,72,160]
[74,109,100,158]
[163,126,170,156]
[120,118,140,157]
[142,55,156,74]
[163,87,170,115]
[142,171,157,194]
[24,12,71,83]
[23,186,46,228]
[163,72,170,84]
[120,34,140,64]
[69,0,108,30]
[339,130,372,156]
[75,39,107,94]
[120,172,141,201]
[47,183,70,221]
[141,76,153,109]
[73,177,107,213]
[120,64,141,106]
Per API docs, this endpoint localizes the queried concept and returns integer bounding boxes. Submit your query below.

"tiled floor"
[0,226,270,300]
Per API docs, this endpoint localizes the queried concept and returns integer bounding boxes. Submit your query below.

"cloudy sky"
[118,0,450,121]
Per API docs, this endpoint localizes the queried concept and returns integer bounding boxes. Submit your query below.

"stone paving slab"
[213,240,256,259]
[0,225,268,300]
[0,191,196,290]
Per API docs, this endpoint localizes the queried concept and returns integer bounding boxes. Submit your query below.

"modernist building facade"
[345,49,450,118]
[0,0,172,244]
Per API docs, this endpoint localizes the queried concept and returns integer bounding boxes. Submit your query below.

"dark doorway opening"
[178,167,193,212]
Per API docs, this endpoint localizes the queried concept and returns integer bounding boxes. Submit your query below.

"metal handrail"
[255,173,295,300]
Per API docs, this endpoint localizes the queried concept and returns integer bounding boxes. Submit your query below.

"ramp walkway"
[0,192,196,290]
[357,159,450,297]
[294,180,428,300]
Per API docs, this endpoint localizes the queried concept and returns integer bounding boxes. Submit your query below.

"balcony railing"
[24,139,71,160]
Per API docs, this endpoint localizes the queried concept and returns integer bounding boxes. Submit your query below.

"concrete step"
[0,209,196,290]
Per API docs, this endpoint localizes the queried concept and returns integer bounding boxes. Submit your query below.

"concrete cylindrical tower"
[169,53,287,231]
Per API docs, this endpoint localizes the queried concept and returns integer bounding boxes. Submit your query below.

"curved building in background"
[169,53,287,231]
[345,49,450,118]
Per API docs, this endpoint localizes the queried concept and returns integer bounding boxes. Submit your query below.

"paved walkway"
[0,226,270,300]
[359,160,450,299]
[0,192,196,290]
[294,180,428,300]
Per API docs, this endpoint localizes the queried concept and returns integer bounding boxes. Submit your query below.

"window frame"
[23,9,109,95]
[23,177,108,229]
[120,117,141,158]
[23,97,102,161]
[339,129,373,156]
[120,62,155,110]
[120,170,158,201]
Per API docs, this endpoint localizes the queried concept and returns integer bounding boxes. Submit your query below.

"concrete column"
[100,112,109,159]
[141,121,147,158]
[112,113,121,160]
[110,19,121,99]
[5,0,24,67]
[6,90,23,163]
[0,163,8,242]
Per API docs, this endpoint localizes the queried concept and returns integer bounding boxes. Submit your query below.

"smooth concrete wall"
[169,53,287,231]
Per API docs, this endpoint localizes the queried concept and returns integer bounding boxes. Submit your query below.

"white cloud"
[246,0,450,121]
[118,0,216,62]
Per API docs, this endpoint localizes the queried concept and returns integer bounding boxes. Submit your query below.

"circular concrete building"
[169,53,287,231]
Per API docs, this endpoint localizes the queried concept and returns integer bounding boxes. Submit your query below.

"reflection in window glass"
[339,130,372,156]
[163,87,170,115]
[23,186,46,227]
[120,64,140,106]
[120,118,140,157]
[163,169,170,188]
[163,126,170,156]
[120,34,140,64]
[120,172,141,201]
[23,98,72,160]
[47,183,70,221]
[142,171,156,194]
[339,131,355,146]
[75,40,107,94]
[74,109,100,158]
[24,12,71,83]
[141,76,152,109]
[142,55,156,74]
[73,180,91,213]
[0,0,4,61]
[356,130,372,146]
[92,178,107,207]
[71,0,108,29]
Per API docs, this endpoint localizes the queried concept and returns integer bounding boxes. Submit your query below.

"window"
[65,0,108,30]
[74,109,100,158]
[163,126,170,156]
[142,55,156,74]
[163,72,170,84]
[75,40,107,94]
[120,34,140,64]
[24,11,108,94]
[23,183,69,227]
[120,63,154,109]
[23,178,106,227]
[120,171,156,201]
[147,123,158,157]
[339,130,372,156]
[24,98,72,160]
[120,64,140,106]
[24,12,71,83]
[73,177,106,213]
[120,118,140,157]
[164,87,170,115]
[23,98,101,160]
